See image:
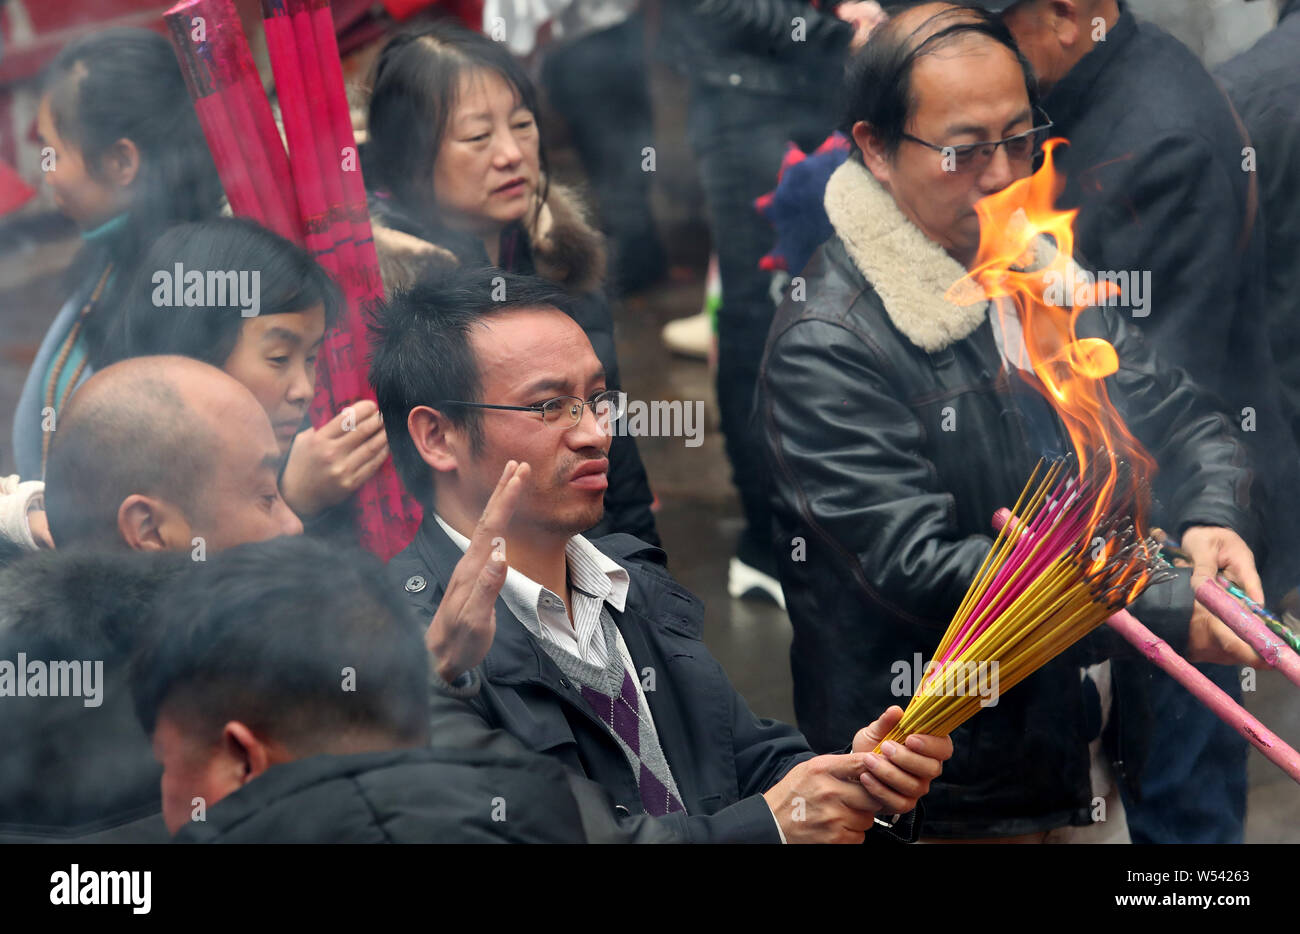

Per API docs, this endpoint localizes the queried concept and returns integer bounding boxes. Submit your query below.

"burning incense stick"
[876,456,1173,748]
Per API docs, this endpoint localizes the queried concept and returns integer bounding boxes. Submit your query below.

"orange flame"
[947,140,1156,555]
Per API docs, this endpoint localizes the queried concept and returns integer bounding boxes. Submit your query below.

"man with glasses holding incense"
[371,264,954,844]
[758,2,1263,842]
[981,0,1300,844]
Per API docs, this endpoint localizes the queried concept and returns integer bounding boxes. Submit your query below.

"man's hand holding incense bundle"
[762,705,952,844]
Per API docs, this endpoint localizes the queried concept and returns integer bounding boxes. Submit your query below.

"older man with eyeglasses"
[757,2,1264,842]
[371,264,954,844]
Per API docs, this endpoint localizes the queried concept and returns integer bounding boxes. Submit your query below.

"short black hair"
[131,535,429,753]
[113,217,342,367]
[841,3,1039,157]
[44,364,216,548]
[365,19,550,224]
[367,264,569,510]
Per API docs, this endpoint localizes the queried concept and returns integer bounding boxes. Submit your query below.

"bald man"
[0,357,299,841]
[43,355,302,551]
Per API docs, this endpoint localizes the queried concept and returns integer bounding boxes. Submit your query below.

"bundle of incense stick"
[260,0,421,558]
[165,0,301,242]
[875,456,1173,749]
[171,0,420,557]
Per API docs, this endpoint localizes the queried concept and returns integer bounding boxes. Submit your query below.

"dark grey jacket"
[1042,2,1300,593]
[1217,0,1300,448]
[659,0,853,98]
[390,524,833,844]
[173,748,595,844]
[0,548,186,842]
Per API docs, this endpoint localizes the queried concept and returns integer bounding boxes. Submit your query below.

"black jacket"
[390,522,822,844]
[1043,2,1299,592]
[173,747,593,843]
[1217,0,1300,448]
[370,187,659,547]
[0,545,668,844]
[0,548,189,843]
[757,158,1260,837]
[659,0,853,98]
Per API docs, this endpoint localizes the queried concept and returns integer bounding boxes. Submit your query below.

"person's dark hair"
[113,217,343,367]
[365,19,550,230]
[132,536,430,752]
[44,365,216,548]
[368,265,569,510]
[841,3,1040,158]
[42,28,224,366]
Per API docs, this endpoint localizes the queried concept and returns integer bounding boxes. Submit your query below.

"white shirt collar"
[433,514,629,622]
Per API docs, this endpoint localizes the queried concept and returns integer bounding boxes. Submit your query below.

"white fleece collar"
[823,158,990,352]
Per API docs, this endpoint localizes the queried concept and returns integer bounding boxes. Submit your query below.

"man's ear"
[853,121,892,188]
[408,405,462,475]
[117,494,190,552]
[99,137,141,190]
[221,721,275,786]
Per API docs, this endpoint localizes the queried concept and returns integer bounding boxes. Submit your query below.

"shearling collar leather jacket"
[757,157,1260,837]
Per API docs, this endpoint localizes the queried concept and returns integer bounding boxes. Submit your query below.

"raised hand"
[280,400,389,519]
[426,460,530,683]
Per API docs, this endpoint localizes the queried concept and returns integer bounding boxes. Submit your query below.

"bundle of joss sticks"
[876,455,1172,746]
[875,455,1300,784]
[166,0,421,559]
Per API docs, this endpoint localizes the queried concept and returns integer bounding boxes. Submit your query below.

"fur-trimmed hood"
[0,547,187,842]
[0,548,189,657]
[371,181,608,296]
[822,158,990,353]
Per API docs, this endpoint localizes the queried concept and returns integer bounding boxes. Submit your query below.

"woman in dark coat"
[363,21,658,546]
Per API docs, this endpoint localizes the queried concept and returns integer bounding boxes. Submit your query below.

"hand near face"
[280,400,389,518]
[426,460,530,684]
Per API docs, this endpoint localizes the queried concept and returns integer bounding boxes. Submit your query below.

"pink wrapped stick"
[992,508,1300,785]
[1194,578,1300,689]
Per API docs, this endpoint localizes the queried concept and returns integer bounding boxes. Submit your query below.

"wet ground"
[1,54,1295,844]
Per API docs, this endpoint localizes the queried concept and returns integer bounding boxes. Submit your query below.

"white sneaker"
[661,310,712,359]
[728,556,787,610]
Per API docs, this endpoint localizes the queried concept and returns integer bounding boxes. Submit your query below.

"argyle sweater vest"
[536,608,685,817]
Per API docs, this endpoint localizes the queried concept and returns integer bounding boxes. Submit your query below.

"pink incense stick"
[1105,607,1300,784]
[1195,578,1300,689]
[993,508,1300,785]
